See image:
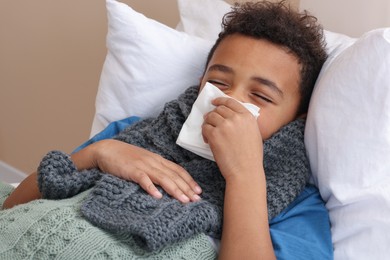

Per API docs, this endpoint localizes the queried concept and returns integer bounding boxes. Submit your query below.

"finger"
[202,130,208,144]
[152,172,191,203]
[201,123,214,146]
[129,163,192,203]
[212,97,248,113]
[131,170,163,199]
[204,110,225,127]
[162,160,203,195]
[152,168,201,203]
[132,160,191,203]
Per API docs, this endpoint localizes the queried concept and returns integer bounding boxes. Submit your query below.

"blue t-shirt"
[75,116,333,259]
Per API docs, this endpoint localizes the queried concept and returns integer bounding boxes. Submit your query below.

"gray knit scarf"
[37,86,310,252]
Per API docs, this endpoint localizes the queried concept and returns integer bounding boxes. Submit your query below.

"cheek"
[257,110,291,140]
[257,116,275,140]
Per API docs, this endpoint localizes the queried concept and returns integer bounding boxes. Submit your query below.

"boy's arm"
[218,166,276,260]
[80,139,202,203]
[2,139,202,209]
[202,97,275,259]
[2,171,40,209]
[2,147,98,209]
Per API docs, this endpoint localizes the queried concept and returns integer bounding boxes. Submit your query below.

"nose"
[225,86,245,102]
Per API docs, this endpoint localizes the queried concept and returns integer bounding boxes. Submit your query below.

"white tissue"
[176,82,260,161]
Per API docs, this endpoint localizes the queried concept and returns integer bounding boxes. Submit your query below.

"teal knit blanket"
[0,181,217,259]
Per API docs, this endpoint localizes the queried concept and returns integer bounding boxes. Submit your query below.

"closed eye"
[252,93,273,103]
[208,80,228,87]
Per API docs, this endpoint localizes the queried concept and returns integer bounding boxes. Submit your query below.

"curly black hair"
[205,1,327,116]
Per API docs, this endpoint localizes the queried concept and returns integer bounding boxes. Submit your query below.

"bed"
[2,0,390,259]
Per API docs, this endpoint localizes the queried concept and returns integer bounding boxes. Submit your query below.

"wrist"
[223,163,265,184]
[224,166,267,199]
[71,140,108,170]
[225,171,265,189]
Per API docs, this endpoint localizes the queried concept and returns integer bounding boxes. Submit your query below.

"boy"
[2,1,329,259]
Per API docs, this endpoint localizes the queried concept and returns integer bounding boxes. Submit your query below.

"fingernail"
[194,186,202,194]
[154,190,163,199]
[181,194,190,203]
[193,194,201,201]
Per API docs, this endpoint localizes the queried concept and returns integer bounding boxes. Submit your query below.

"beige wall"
[300,0,390,37]
[0,0,107,174]
[0,0,298,175]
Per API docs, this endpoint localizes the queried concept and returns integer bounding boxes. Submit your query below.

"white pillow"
[93,0,356,137]
[91,0,213,136]
[305,28,390,260]
[176,0,231,41]
[176,0,356,57]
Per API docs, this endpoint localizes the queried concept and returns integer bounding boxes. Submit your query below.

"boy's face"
[200,33,302,140]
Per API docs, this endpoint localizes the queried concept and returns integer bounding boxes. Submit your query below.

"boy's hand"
[202,97,264,180]
[85,140,202,203]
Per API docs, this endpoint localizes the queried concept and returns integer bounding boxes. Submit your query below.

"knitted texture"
[37,151,102,199]
[0,182,217,260]
[37,86,310,251]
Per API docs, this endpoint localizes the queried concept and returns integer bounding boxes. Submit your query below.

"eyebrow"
[207,64,284,98]
[207,64,234,74]
[252,77,284,98]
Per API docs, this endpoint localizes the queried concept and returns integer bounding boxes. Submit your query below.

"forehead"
[210,34,300,74]
[207,34,301,94]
